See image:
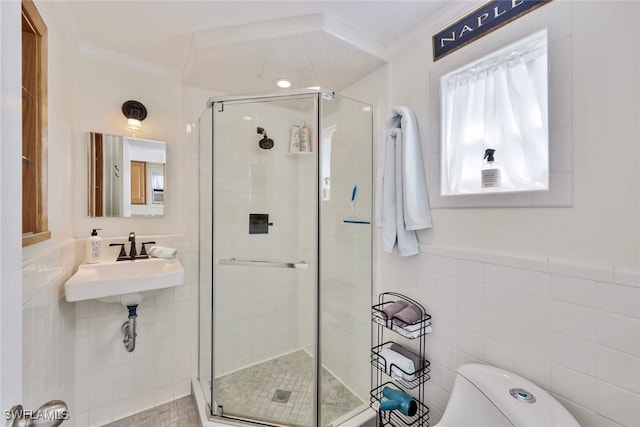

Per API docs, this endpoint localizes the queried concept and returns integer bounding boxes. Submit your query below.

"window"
[22,0,49,246]
[440,30,549,196]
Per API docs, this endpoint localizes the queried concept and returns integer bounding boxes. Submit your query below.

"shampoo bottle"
[299,121,311,152]
[481,148,501,188]
[289,124,300,152]
[86,228,102,263]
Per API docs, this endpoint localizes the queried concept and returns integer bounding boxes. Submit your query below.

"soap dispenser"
[86,228,102,264]
[481,148,501,188]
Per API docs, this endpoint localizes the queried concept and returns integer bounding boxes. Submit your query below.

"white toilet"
[434,364,581,427]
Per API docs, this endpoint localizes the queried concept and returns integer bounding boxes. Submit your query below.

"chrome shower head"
[257,127,274,150]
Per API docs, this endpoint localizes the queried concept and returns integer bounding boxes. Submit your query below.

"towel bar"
[219,258,309,269]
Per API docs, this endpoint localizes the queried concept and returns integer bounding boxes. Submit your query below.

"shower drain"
[271,390,292,403]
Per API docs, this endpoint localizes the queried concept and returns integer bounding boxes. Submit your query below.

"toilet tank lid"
[457,364,580,427]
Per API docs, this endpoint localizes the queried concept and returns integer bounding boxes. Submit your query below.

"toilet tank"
[437,364,580,427]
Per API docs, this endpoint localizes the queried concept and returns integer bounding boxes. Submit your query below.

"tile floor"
[103,351,364,427]
[102,395,199,427]
[214,350,364,427]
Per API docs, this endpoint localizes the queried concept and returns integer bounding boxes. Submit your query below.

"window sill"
[22,230,51,247]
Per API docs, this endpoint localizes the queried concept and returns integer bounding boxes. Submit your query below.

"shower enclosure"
[198,89,373,427]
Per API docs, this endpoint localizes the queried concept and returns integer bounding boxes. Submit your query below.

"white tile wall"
[73,235,198,426]
[22,234,199,427]
[377,243,640,427]
[22,239,77,419]
[206,101,314,377]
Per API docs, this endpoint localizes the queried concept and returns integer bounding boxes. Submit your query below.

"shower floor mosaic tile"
[214,350,364,426]
[102,395,199,427]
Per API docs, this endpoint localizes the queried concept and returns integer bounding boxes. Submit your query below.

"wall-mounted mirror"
[88,132,166,217]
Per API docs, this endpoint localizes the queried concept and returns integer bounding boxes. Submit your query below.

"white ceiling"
[57,1,451,94]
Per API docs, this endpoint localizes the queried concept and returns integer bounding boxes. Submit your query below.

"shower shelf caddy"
[371,292,432,427]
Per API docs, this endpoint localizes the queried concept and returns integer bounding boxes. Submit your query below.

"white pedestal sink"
[64,257,184,306]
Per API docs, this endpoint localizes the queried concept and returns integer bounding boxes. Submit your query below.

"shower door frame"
[206,89,332,427]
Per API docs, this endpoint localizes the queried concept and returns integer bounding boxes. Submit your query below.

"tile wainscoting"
[73,235,198,426]
[22,239,77,417]
[22,234,198,427]
[23,235,640,427]
[377,243,640,427]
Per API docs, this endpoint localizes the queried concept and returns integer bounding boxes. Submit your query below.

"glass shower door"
[198,105,214,410]
[319,94,373,426]
[210,95,319,427]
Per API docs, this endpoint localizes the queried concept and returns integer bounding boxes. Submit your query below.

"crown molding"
[387,1,485,61]
[77,44,180,81]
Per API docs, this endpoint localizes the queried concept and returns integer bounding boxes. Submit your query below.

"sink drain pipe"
[122,305,138,352]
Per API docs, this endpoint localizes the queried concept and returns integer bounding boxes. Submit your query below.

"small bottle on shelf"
[299,121,311,152]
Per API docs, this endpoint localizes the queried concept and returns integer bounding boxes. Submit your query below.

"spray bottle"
[481,148,501,189]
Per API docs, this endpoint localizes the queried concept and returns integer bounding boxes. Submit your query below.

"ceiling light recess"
[275,78,292,88]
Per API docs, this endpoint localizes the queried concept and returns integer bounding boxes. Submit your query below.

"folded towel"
[379,348,416,381]
[392,304,423,327]
[148,246,178,259]
[382,300,409,319]
[375,107,432,257]
[390,343,423,371]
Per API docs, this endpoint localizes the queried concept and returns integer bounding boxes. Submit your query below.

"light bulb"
[127,118,142,132]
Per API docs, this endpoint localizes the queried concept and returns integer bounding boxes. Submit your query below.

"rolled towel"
[379,348,416,381]
[390,343,423,371]
[382,300,409,320]
[148,246,178,259]
[392,304,423,327]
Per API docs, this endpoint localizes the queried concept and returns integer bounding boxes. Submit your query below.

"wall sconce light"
[122,100,147,134]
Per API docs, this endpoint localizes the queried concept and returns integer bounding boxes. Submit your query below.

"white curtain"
[442,31,549,194]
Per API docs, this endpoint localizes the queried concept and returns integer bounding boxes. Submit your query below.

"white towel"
[148,246,178,259]
[379,348,416,381]
[376,106,432,257]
